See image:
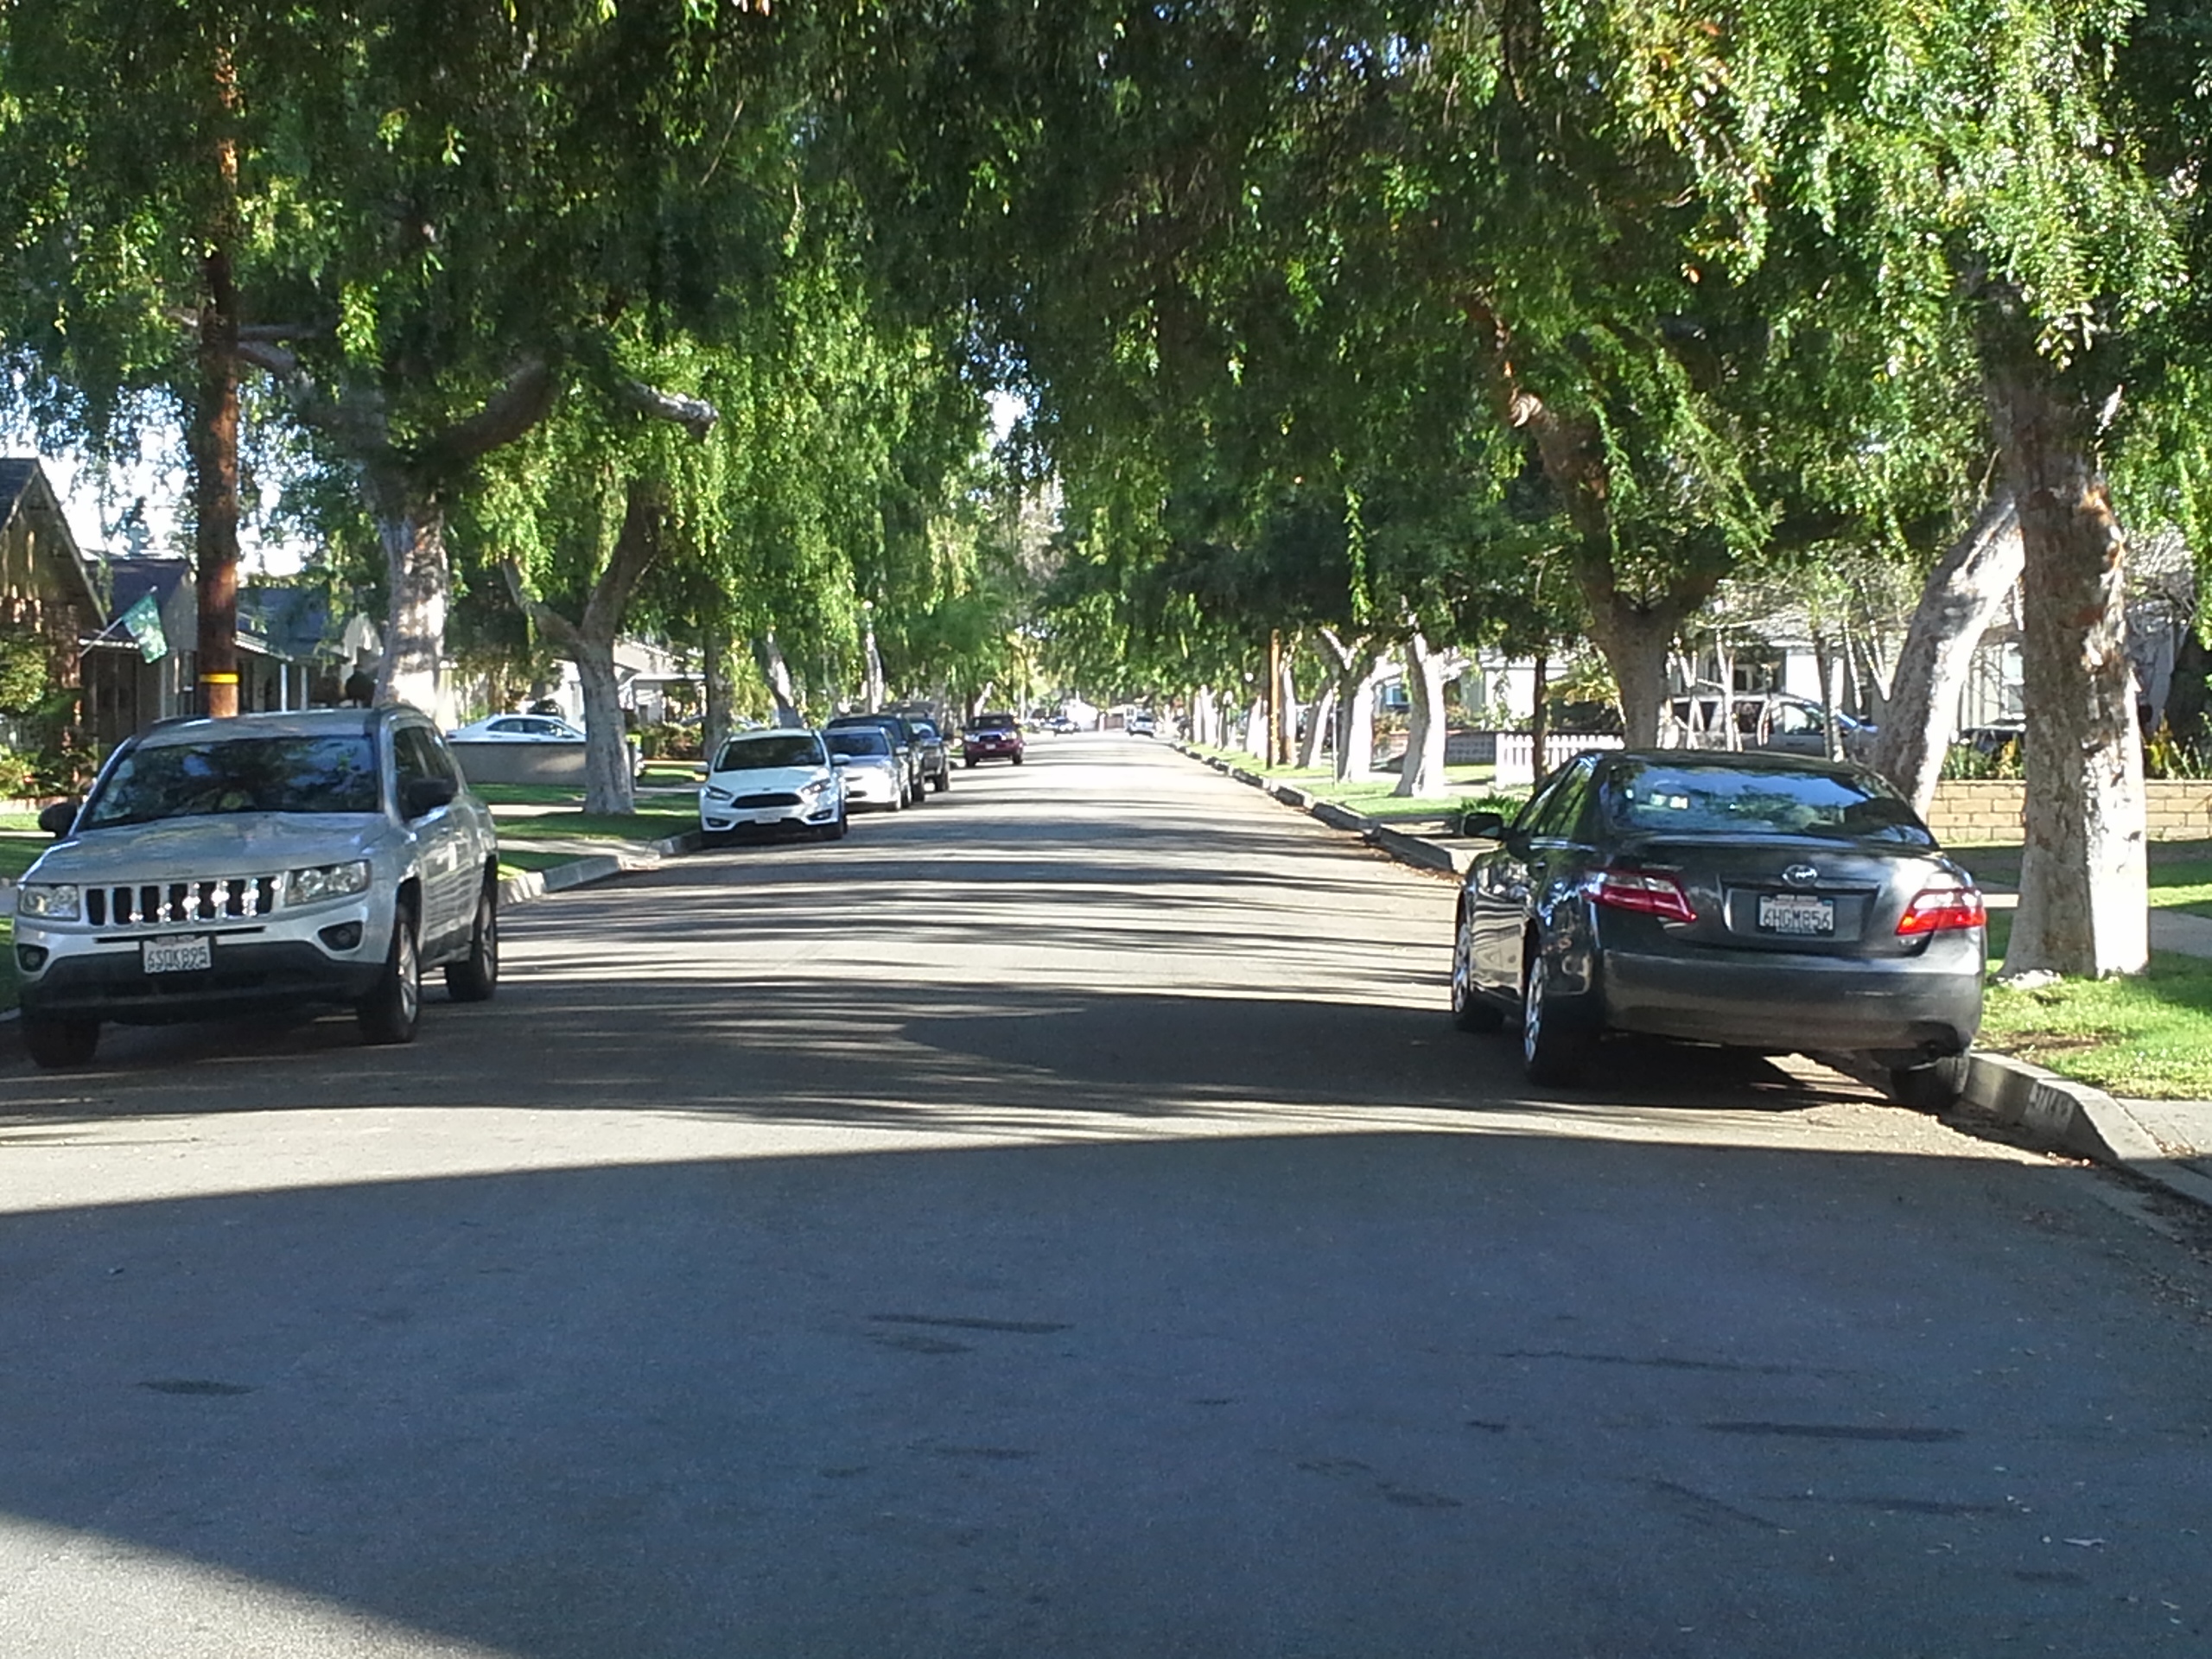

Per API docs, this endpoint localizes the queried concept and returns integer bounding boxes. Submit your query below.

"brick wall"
[1926,779,2212,844]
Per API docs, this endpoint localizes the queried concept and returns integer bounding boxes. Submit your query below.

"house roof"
[1,456,107,621]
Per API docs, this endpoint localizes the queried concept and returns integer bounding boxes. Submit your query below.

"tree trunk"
[374,497,450,718]
[1338,658,1382,781]
[1395,630,1449,797]
[500,484,664,816]
[1299,683,1337,770]
[573,637,633,814]
[1869,493,2024,816]
[752,633,804,727]
[192,244,242,720]
[1191,685,1217,747]
[702,626,734,764]
[1814,631,1842,761]
[1583,598,1682,747]
[1986,353,2146,977]
[1529,646,1549,776]
[1244,693,1267,758]
[1275,634,1298,767]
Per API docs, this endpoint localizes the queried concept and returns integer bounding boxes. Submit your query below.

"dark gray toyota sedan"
[1450,749,1985,1104]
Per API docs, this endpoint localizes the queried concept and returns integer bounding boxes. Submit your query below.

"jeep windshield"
[84,735,382,828]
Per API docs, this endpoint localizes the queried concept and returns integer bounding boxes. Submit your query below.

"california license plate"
[143,934,213,974]
[1758,893,1834,936]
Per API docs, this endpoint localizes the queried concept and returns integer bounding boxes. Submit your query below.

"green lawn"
[1980,946,2212,1100]
[1185,747,1524,823]
[1951,839,2212,918]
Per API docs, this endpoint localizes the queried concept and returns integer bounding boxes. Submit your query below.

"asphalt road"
[3,735,2209,1657]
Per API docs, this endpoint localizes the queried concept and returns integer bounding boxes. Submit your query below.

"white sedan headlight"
[703,785,734,803]
[16,883,80,921]
[283,860,372,906]
[798,777,834,800]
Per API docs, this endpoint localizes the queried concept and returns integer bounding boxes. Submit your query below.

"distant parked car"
[13,708,501,1067]
[826,713,926,805]
[1126,711,1158,736]
[823,726,907,811]
[904,718,953,792]
[1047,714,1083,734]
[449,713,585,743]
[963,712,1025,766]
[699,729,847,842]
[1450,748,1983,1106]
[1667,691,1875,760]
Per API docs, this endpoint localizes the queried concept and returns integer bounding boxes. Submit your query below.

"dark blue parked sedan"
[1450,749,1986,1105]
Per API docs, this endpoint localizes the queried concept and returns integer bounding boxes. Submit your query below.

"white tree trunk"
[1338,663,1381,780]
[1244,696,1268,759]
[1988,354,2146,977]
[1394,631,1450,797]
[1870,493,2024,816]
[374,504,448,721]
[1192,685,1218,747]
[574,638,635,815]
[1299,683,1337,770]
[753,634,804,728]
[702,627,734,764]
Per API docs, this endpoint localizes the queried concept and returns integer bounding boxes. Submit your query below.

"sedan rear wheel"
[1888,1054,1968,1110]
[1521,952,1580,1085]
[1450,909,1503,1033]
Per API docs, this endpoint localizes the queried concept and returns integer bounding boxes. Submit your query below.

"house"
[1,459,108,766]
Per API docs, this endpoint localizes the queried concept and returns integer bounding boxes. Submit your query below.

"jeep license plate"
[143,935,212,974]
[1758,893,1834,936]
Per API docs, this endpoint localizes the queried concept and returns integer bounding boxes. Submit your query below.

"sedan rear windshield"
[825,728,892,758]
[1599,762,1931,844]
[86,735,381,827]
[715,734,823,771]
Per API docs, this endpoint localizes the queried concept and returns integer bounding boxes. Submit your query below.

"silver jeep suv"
[12,707,501,1068]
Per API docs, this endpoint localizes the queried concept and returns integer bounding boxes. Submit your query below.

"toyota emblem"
[1782,863,1820,887]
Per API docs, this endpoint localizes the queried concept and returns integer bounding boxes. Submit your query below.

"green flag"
[121,592,168,662]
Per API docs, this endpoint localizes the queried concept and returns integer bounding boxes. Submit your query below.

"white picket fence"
[1492,732,1624,787]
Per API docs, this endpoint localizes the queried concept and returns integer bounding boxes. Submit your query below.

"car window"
[910,721,939,741]
[84,735,382,827]
[393,726,445,805]
[1771,702,1821,736]
[488,719,527,734]
[970,713,1017,731]
[824,728,892,758]
[1524,758,1596,841]
[1599,761,1932,844]
[715,734,824,770]
[418,728,466,787]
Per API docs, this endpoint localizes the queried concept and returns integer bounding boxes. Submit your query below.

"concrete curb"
[1959,1049,2212,1211]
[1171,742,1476,878]
[495,828,702,912]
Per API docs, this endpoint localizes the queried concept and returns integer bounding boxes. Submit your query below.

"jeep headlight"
[284,860,372,906]
[16,883,80,921]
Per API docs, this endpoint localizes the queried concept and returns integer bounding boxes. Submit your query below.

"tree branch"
[428,360,562,467]
[616,378,721,440]
[501,558,583,654]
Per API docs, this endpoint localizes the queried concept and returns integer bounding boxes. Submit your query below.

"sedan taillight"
[1589,868,1697,925]
[1897,882,1986,937]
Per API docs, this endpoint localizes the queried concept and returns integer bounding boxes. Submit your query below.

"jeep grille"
[86,877,281,928]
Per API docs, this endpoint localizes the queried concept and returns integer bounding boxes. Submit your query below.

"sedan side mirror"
[1457,809,1506,840]
[402,776,459,819]
[37,800,78,837]
[830,754,850,767]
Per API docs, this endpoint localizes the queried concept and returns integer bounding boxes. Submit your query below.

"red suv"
[962,712,1026,766]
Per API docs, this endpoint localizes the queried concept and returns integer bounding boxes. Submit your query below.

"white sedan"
[448,714,586,743]
[700,729,848,842]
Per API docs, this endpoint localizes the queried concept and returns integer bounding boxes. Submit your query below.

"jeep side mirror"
[38,800,78,837]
